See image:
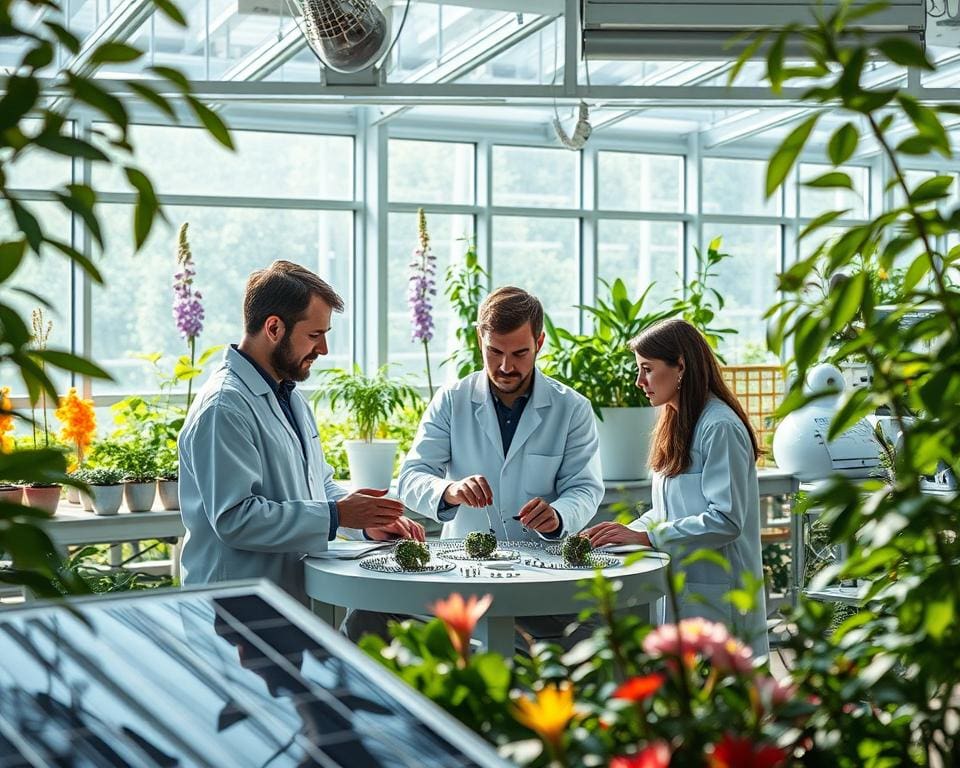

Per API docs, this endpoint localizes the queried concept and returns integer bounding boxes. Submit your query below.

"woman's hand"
[583,521,651,548]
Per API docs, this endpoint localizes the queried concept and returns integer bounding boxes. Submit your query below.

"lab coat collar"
[224,345,274,397]
[470,368,550,466]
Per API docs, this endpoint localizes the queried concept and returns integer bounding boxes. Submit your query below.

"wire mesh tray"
[358,555,456,574]
[524,552,622,570]
[438,548,522,563]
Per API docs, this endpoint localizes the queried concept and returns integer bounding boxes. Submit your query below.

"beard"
[489,367,532,396]
[270,331,316,382]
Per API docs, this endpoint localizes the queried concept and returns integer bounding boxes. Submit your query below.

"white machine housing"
[772,363,880,482]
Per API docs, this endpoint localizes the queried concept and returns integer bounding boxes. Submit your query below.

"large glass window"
[598,152,684,212]
[388,140,475,205]
[92,205,352,394]
[598,220,683,309]
[702,224,781,363]
[799,163,869,219]
[491,216,579,332]
[702,158,781,217]
[386,211,475,382]
[492,146,579,209]
[94,125,354,200]
[4,120,73,191]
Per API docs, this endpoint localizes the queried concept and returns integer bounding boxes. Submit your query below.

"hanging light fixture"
[288,0,391,74]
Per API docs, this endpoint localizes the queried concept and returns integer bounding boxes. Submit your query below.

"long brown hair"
[629,318,759,477]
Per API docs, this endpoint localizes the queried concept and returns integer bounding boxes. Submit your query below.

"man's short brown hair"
[243,260,344,335]
[477,286,543,339]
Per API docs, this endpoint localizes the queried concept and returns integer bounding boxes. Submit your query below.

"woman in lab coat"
[583,318,768,656]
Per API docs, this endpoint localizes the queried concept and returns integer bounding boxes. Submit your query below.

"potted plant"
[540,278,679,481]
[311,365,422,489]
[156,449,179,511]
[75,467,124,516]
[93,440,159,512]
[0,482,21,505]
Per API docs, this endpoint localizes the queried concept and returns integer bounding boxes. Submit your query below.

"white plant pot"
[345,439,398,490]
[597,406,661,482]
[80,488,95,512]
[124,481,156,513]
[65,485,81,504]
[157,479,180,510]
[83,484,123,516]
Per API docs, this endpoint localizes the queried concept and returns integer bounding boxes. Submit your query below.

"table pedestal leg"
[475,615,514,658]
[311,599,336,627]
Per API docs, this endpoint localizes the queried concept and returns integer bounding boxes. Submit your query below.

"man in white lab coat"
[179,261,423,605]
[398,286,604,542]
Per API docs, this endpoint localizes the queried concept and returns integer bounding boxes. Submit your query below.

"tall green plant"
[311,365,422,442]
[732,2,960,763]
[539,278,679,415]
[670,237,738,358]
[0,0,232,597]
[443,236,488,380]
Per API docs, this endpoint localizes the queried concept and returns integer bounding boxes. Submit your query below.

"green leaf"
[44,238,104,283]
[125,81,179,121]
[767,30,787,93]
[186,96,234,150]
[124,166,161,248]
[799,208,851,240]
[153,0,188,26]
[876,37,935,70]
[902,253,930,294]
[34,133,109,162]
[34,349,113,380]
[925,598,954,640]
[828,123,859,165]
[898,95,951,156]
[23,40,54,70]
[680,549,731,574]
[90,42,143,64]
[802,171,853,190]
[727,31,767,86]
[59,184,102,248]
[65,73,128,130]
[829,270,865,333]
[0,240,26,282]
[909,175,954,204]
[197,344,225,365]
[896,135,935,156]
[10,198,43,253]
[827,387,873,441]
[766,113,820,197]
[43,21,82,54]
[149,65,191,92]
[0,75,40,133]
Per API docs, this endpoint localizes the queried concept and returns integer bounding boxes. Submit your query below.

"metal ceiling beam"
[66,0,157,78]
[374,13,558,125]
[701,107,821,149]
[222,25,306,81]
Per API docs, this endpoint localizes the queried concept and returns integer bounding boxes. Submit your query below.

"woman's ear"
[677,356,685,375]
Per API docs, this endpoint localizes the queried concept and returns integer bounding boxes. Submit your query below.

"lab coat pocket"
[523,453,563,498]
[682,580,736,626]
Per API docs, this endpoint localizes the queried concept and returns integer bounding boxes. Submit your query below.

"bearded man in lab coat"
[398,286,603,543]
[178,260,423,605]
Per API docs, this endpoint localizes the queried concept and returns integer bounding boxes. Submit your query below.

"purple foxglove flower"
[173,223,204,341]
[409,209,437,344]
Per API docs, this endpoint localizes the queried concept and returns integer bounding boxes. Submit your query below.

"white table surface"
[304,542,670,657]
[601,467,799,506]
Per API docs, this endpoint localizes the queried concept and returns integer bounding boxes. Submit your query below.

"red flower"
[709,733,788,768]
[611,741,671,768]
[613,673,666,702]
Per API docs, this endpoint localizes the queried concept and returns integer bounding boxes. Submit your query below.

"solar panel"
[0,581,509,768]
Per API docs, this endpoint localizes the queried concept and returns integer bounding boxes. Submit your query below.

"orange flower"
[613,673,666,702]
[55,387,96,464]
[430,592,492,659]
[511,683,575,751]
[611,741,671,768]
[0,386,14,453]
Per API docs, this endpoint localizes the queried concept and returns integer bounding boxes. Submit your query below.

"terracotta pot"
[0,485,22,505]
[23,485,61,516]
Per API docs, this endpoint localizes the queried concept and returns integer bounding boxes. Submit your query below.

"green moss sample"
[394,539,430,570]
[560,535,592,565]
[464,531,497,558]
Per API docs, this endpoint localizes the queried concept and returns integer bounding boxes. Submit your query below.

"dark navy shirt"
[234,345,339,539]
[491,383,531,457]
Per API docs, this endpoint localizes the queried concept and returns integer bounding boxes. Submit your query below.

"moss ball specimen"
[394,539,430,570]
[561,535,592,565]
[464,531,498,558]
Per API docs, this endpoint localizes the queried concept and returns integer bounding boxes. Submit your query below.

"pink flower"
[643,618,730,660]
[610,741,671,768]
[708,734,789,768]
[430,593,493,660]
[754,675,796,710]
[706,636,754,675]
[613,674,666,702]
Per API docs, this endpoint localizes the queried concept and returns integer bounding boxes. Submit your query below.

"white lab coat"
[630,397,769,656]
[398,369,603,541]
[179,346,356,604]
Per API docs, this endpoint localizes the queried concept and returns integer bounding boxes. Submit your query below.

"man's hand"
[517,496,560,534]
[442,475,493,508]
[583,522,651,548]
[366,516,426,542]
[337,488,404,529]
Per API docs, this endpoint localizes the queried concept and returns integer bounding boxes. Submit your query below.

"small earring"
[676,376,682,391]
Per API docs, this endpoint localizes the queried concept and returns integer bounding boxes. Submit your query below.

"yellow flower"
[877,267,889,280]
[0,387,14,454]
[511,682,575,751]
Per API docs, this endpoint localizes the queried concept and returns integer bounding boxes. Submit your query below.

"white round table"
[304,543,670,657]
